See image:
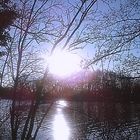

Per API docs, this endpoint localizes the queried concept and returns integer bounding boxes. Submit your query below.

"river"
[0,100,140,139]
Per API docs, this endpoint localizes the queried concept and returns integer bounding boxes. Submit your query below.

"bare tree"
[0,0,102,139]
[0,0,17,86]
[4,0,63,139]
[83,0,140,75]
[51,0,97,52]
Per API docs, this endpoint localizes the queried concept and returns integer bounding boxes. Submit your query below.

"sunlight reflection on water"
[57,100,67,107]
[53,100,70,140]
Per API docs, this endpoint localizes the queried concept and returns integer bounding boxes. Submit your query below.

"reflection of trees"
[69,101,140,140]
[0,101,52,139]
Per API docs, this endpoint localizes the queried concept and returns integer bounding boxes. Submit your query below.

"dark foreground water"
[0,100,140,139]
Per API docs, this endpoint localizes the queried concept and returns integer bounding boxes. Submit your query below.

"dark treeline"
[1,69,139,103]
[70,70,140,103]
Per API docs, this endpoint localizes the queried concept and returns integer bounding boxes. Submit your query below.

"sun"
[48,50,81,77]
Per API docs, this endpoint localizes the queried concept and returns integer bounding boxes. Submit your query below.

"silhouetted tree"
[0,0,17,47]
[85,0,140,75]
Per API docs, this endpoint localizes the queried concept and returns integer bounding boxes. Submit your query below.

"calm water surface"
[36,100,140,140]
[0,100,140,139]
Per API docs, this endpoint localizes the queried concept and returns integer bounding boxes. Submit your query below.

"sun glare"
[48,50,81,77]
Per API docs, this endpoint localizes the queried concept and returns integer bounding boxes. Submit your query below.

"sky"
[0,0,139,86]
[36,0,140,78]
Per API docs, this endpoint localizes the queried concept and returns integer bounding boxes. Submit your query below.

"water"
[0,100,140,139]
[36,100,140,140]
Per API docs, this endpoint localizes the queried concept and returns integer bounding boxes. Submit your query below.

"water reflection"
[57,100,67,107]
[53,100,70,140]
[1,100,140,139]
